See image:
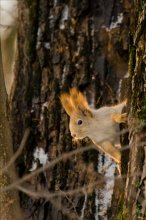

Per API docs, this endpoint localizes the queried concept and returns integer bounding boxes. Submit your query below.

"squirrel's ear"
[60,93,74,116]
[70,88,93,117]
[78,107,93,117]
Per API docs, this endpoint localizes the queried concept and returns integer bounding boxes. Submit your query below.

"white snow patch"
[40,101,49,122]
[101,13,123,32]
[30,147,48,171]
[110,13,123,29]
[62,5,69,21]
[60,23,65,30]
[118,71,129,99]
[118,79,122,99]
[75,63,79,68]
[42,101,49,111]
[34,147,48,165]
[44,42,50,49]
[36,27,50,50]
[95,155,115,219]
[59,5,69,30]
[95,194,99,220]
[49,14,55,30]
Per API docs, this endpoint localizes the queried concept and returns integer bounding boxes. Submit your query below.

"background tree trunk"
[9,0,140,219]
[0,40,21,219]
[110,1,146,220]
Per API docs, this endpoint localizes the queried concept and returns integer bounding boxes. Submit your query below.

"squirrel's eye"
[77,119,82,125]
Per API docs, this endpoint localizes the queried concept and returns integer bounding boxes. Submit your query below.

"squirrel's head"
[60,88,93,139]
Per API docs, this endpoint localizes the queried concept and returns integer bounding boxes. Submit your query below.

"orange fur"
[60,88,127,172]
[70,88,90,111]
[112,113,127,123]
[60,93,75,115]
[60,88,92,116]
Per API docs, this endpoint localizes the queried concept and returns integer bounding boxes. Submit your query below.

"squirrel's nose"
[72,133,76,138]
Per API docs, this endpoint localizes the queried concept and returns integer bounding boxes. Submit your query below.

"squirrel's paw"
[112,113,127,124]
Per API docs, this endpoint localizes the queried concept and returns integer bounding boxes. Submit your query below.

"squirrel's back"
[89,102,126,144]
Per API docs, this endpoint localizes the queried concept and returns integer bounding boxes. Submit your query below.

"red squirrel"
[60,88,127,173]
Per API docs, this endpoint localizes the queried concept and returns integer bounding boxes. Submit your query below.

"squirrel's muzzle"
[72,133,76,138]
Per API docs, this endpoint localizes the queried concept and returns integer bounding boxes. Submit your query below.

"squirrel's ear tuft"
[78,107,93,117]
[70,88,93,117]
[60,88,93,117]
[60,93,75,116]
[123,99,127,105]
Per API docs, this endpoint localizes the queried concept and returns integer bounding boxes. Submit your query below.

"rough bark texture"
[10,0,135,219]
[124,2,146,219]
[110,1,146,220]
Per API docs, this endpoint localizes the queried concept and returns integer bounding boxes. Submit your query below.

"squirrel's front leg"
[100,141,121,164]
[112,113,127,124]
[101,141,121,174]
[93,141,121,174]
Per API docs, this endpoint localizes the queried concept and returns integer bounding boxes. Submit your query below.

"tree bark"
[110,1,146,219]
[123,2,146,219]
[0,40,22,219]
[10,0,132,219]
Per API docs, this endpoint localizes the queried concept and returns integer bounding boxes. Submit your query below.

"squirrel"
[60,88,127,173]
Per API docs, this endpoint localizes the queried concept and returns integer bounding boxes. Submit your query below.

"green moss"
[122,207,130,220]
[138,98,146,120]
[136,203,142,218]
[135,180,141,189]
[116,194,123,220]
[116,207,130,220]
[128,45,136,78]
[115,193,130,220]
[141,0,145,10]
[27,0,33,7]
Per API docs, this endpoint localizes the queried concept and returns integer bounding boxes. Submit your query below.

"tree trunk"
[0,40,22,219]
[10,0,133,219]
[122,2,146,219]
[110,1,146,219]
